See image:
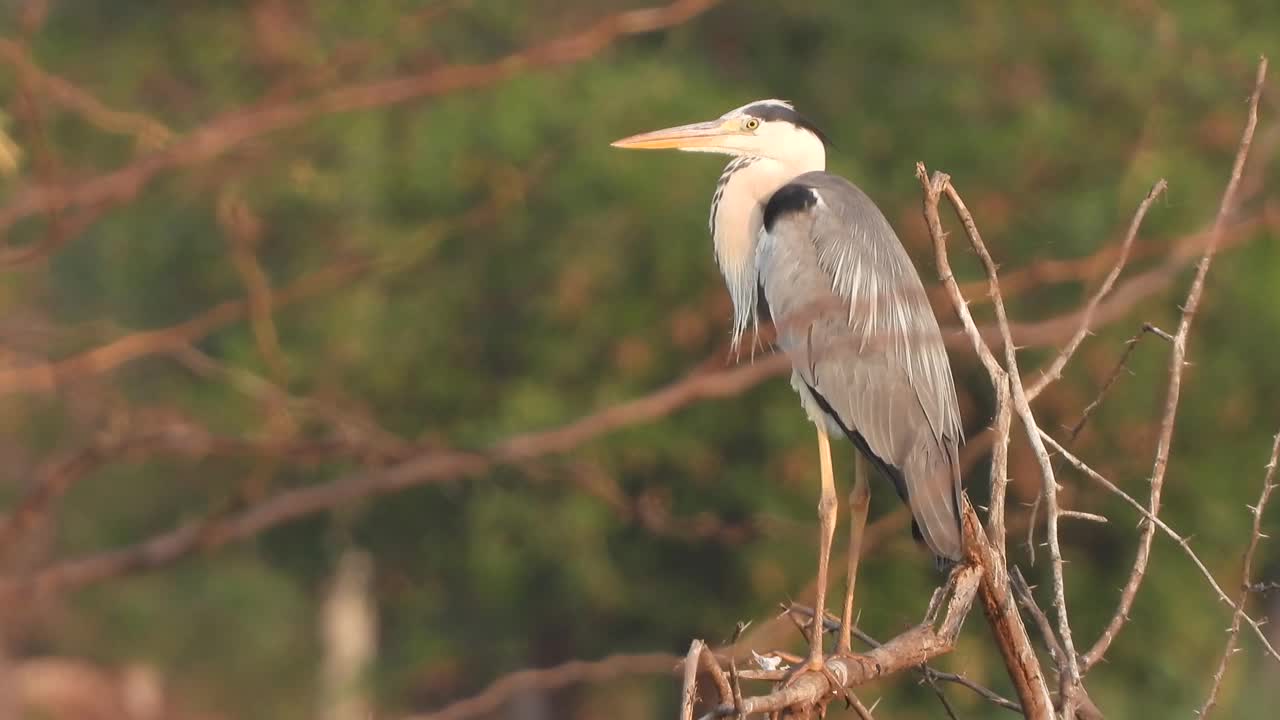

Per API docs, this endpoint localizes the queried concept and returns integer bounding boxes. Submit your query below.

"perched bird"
[612,100,963,669]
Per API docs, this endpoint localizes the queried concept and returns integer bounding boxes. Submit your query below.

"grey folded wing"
[757,171,964,560]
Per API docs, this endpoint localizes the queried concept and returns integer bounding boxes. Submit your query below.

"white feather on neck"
[705,123,825,351]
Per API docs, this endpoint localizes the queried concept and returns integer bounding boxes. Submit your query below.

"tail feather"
[904,441,963,562]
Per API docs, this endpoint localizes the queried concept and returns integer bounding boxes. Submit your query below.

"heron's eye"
[744,118,760,131]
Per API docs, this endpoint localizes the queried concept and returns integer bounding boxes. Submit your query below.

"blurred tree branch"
[0,254,369,395]
[407,652,684,720]
[0,0,725,263]
[0,37,174,150]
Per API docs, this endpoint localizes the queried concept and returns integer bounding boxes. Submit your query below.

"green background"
[0,1,1277,717]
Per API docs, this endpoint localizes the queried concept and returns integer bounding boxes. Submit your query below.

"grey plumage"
[758,173,964,560]
[611,99,964,570]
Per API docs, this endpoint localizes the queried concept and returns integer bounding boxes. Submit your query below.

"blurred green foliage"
[0,1,1278,718]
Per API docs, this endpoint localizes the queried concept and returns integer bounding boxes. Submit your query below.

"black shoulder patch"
[762,184,817,233]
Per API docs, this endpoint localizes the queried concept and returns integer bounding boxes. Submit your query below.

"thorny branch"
[920,165,1056,719]
[1198,430,1280,719]
[1063,323,1167,443]
[938,176,1084,706]
[1026,180,1168,398]
[1081,56,1269,674]
[1041,432,1280,664]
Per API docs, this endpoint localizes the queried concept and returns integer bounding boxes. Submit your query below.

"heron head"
[611,99,827,167]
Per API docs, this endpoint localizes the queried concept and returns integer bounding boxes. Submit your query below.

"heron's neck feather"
[712,153,824,350]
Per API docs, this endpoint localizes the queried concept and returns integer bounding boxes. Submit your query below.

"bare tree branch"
[922,163,1082,712]
[1081,55,1269,673]
[696,563,983,719]
[1026,180,1168,398]
[1064,323,1167,443]
[778,601,1022,713]
[1042,431,1280,664]
[1198,430,1280,718]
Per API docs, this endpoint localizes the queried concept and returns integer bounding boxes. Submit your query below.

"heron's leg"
[806,426,838,670]
[836,452,870,656]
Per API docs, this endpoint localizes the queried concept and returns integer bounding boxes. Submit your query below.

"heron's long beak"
[610,119,732,150]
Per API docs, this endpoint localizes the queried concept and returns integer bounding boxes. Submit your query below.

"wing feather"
[758,172,964,560]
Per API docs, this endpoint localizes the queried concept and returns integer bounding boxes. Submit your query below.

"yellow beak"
[610,119,733,150]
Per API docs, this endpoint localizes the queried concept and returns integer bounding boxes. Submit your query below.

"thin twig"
[1025,492,1042,565]
[1065,323,1161,442]
[1042,430,1280,664]
[919,667,960,720]
[1197,430,1280,718]
[1059,511,1107,524]
[1011,568,1064,671]
[1027,179,1168,398]
[919,164,1054,719]
[916,163,1014,551]
[940,173,1084,703]
[1082,56,1269,673]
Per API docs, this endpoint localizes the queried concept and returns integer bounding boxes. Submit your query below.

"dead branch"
[1198,430,1280,718]
[947,175,1085,702]
[919,163,1060,717]
[1064,323,1167,443]
[695,563,982,719]
[776,600,1021,712]
[1026,180,1167,398]
[1042,431,1280,663]
[967,505,1055,720]
[678,639,732,720]
[1011,567,1063,672]
[917,163,1015,557]
[1081,56,1268,673]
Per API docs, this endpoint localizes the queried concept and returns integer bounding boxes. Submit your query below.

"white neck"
[712,145,825,349]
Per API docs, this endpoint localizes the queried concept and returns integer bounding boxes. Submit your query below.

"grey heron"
[612,100,964,671]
